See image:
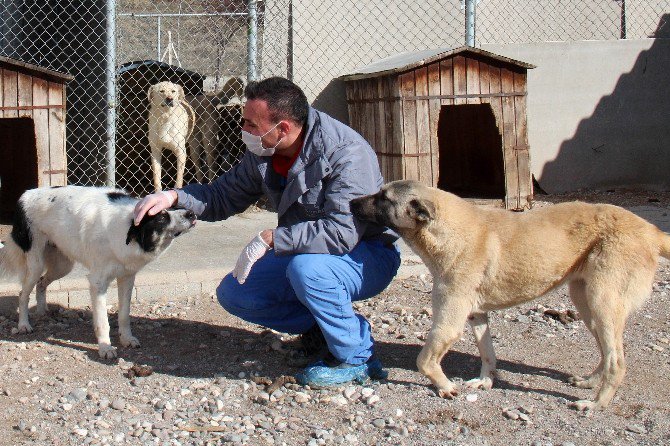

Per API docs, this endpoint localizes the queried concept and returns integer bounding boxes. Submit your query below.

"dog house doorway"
[437,104,505,199]
[0,118,39,222]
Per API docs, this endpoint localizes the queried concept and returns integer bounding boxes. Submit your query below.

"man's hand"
[232,231,273,284]
[133,190,177,226]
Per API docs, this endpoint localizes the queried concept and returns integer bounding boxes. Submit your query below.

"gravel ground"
[1,190,670,446]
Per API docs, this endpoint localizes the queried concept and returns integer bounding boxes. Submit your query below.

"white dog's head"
[126,208,196,254]
[147,81,185,109]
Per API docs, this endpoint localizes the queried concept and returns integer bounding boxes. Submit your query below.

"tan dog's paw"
[437,384,459,399]
[16,322,34,334]
[120,335,141,349]
[569,399,598,411]
[464,377,493,390]
[567,375,597,389]
[98,344,118,360]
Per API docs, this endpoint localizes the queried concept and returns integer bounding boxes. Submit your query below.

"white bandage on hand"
[232,232,271,284]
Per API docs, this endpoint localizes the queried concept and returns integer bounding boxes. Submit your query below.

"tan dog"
[350,180,670,411]
[147,81,196,191]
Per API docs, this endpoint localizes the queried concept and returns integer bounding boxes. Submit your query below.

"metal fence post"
[465,0,476,47]
[247,0,258,81]
[105,0,117,187]
[619,0,627,39]
[157,15,162,60]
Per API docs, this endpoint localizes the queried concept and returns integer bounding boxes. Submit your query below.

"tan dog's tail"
[180,99,196,140]
[658,230,670,260]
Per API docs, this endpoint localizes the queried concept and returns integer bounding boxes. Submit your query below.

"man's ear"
[278,120,290,135]
[409,198,436,223]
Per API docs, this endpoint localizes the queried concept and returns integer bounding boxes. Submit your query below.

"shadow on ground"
[1,301,578,402]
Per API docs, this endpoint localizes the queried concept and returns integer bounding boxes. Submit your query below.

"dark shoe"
[295,355,388,387]
[299,324,327,356]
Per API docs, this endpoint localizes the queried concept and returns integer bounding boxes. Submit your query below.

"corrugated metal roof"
[340,46,535,81]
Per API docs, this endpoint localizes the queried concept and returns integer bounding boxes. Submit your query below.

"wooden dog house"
[341,46,536,210]
[0,56,73,221]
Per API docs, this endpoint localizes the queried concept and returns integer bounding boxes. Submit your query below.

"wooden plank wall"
[514,71,532,208]
[0,67,67,186]
[346,75,403,183]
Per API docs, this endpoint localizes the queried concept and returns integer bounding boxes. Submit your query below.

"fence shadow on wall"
[539,15,670,193]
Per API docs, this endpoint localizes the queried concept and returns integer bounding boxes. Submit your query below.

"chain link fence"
[0,0,668,196]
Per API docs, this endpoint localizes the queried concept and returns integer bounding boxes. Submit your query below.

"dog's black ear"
[126,222,144,246]
[409,198,436,223]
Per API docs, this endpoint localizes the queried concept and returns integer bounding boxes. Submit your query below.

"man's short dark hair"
[244,77,309,125]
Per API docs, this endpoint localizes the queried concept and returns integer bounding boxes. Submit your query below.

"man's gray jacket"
[175,107,398,255]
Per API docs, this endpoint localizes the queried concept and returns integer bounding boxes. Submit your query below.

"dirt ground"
[1,189,670,446]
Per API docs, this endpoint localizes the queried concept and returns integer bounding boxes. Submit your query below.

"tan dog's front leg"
[150,149,163,192]
[464,312,496,390]
[417,287,473,398]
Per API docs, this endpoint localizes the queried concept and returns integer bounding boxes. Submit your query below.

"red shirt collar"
[272,147,302,178]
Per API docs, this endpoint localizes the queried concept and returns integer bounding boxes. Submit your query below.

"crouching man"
[134,77,400,386]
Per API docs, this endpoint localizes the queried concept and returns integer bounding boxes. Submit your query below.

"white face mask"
[241,122,282,157]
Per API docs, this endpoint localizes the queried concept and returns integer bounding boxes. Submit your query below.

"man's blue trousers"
[217,240,401,365]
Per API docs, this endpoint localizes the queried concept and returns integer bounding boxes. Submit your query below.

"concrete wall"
[484,39,670,192]
[285,0,464,120]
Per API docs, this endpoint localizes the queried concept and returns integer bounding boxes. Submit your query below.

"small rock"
[626,424,647,434]
[361,388,375,398]
[516,314,531,323]
[343,387,358,400]
[329,395,348,406]
[503,409,520,420]
[518,405,535,414]
[372,418,386,428]
[366,395,380,406]
[294,392,310,403]
[465,393,478,402]
[73,428,88,437]
[68,388,88,402]
[111,399,125,411]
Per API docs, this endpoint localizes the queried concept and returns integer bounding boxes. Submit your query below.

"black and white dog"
[0,186,196,359]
